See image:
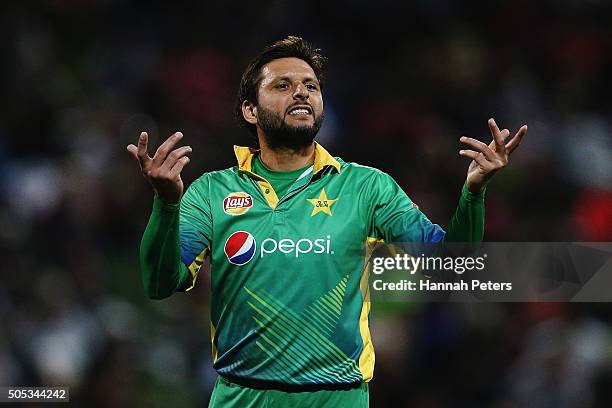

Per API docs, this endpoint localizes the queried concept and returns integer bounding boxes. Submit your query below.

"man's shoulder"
[188,166,241,189]
[337,158,387,178]
[335,159,400,194]
[205,166,242,179]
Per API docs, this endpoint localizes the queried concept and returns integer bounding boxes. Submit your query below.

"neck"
[258,136,315,172]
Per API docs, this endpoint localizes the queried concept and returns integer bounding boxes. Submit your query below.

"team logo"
[223,192,253,215]
[224,231,256,265]
[306,188,338,216]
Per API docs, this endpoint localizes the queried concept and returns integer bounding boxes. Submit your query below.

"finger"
[152,132,184,167]
[498,128,511,143]
[158,146,192,174]
[137,132,149,158]
[488,118,507,154]
[459,149,491,168]
[460,137,496,161]
[167,156,190,179]
[488,129,510,152]
[506,125,528,154]
[128,132,152,168]
[127,144,139,162]
[127,144,149,170]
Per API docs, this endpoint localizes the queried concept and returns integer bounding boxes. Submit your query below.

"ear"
[242,100,258,125]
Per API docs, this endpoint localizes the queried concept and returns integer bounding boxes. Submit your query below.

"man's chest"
[208,175,368,261]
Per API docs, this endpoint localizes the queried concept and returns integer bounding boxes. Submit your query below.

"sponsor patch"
[224,231,256,265]
[223,192,253,215]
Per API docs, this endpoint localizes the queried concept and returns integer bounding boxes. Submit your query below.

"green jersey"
[179,143,444,385]
[140,142,484,386]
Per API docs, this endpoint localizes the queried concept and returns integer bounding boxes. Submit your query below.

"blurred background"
[1,1,611,406]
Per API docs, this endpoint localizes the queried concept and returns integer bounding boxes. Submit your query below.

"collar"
[233,142,341,175]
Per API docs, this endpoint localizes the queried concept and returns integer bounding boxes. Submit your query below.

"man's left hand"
[459,118,528,193]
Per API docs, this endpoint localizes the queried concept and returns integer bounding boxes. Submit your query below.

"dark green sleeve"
[140,196,191,299]
[367,170,445,243]
[444,184,486,242]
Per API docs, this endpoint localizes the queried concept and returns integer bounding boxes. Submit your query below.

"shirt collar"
[233,142,341,175]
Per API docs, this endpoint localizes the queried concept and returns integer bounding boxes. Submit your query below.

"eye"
[306,83,318,91]
[275,82,289,90]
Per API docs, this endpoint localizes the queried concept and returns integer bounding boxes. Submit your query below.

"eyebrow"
[275,75,319,84]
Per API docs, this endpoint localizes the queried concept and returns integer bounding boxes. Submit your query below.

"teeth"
[289,108,309,115]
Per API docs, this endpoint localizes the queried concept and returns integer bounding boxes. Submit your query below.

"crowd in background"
[0,1,611,406]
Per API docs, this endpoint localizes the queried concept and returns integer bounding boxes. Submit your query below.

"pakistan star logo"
[307,188,338,216]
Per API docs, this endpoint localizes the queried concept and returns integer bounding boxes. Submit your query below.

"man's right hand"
[127,131,192,204]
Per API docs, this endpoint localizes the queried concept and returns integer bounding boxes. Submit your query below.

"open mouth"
[287,105,313,116]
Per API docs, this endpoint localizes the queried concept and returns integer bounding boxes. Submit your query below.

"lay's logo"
[223,192,253,215]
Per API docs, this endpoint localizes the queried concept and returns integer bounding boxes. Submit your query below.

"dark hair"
[235,36,326,139]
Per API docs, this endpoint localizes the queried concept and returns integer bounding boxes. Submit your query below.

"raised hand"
[127,131,192,203]
[459,118,528,193]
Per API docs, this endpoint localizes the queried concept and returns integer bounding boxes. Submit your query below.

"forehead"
[259,57,318,84]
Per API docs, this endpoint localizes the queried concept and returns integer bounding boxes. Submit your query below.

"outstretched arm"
[127,131,193,299]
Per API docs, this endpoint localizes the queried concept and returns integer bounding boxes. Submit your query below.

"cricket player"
[127,36,527,407]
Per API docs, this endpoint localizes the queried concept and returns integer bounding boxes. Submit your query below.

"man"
[127,36,527,407]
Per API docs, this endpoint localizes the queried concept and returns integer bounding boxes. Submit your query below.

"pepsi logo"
[224,231,256,265]
[223,192,253,216]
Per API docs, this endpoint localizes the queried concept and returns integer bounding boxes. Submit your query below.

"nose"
[293,83,309,100]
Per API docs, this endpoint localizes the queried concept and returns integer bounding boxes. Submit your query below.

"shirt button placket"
[273,208,286,228]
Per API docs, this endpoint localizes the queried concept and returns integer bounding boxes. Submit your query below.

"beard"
[257,105,324,150]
